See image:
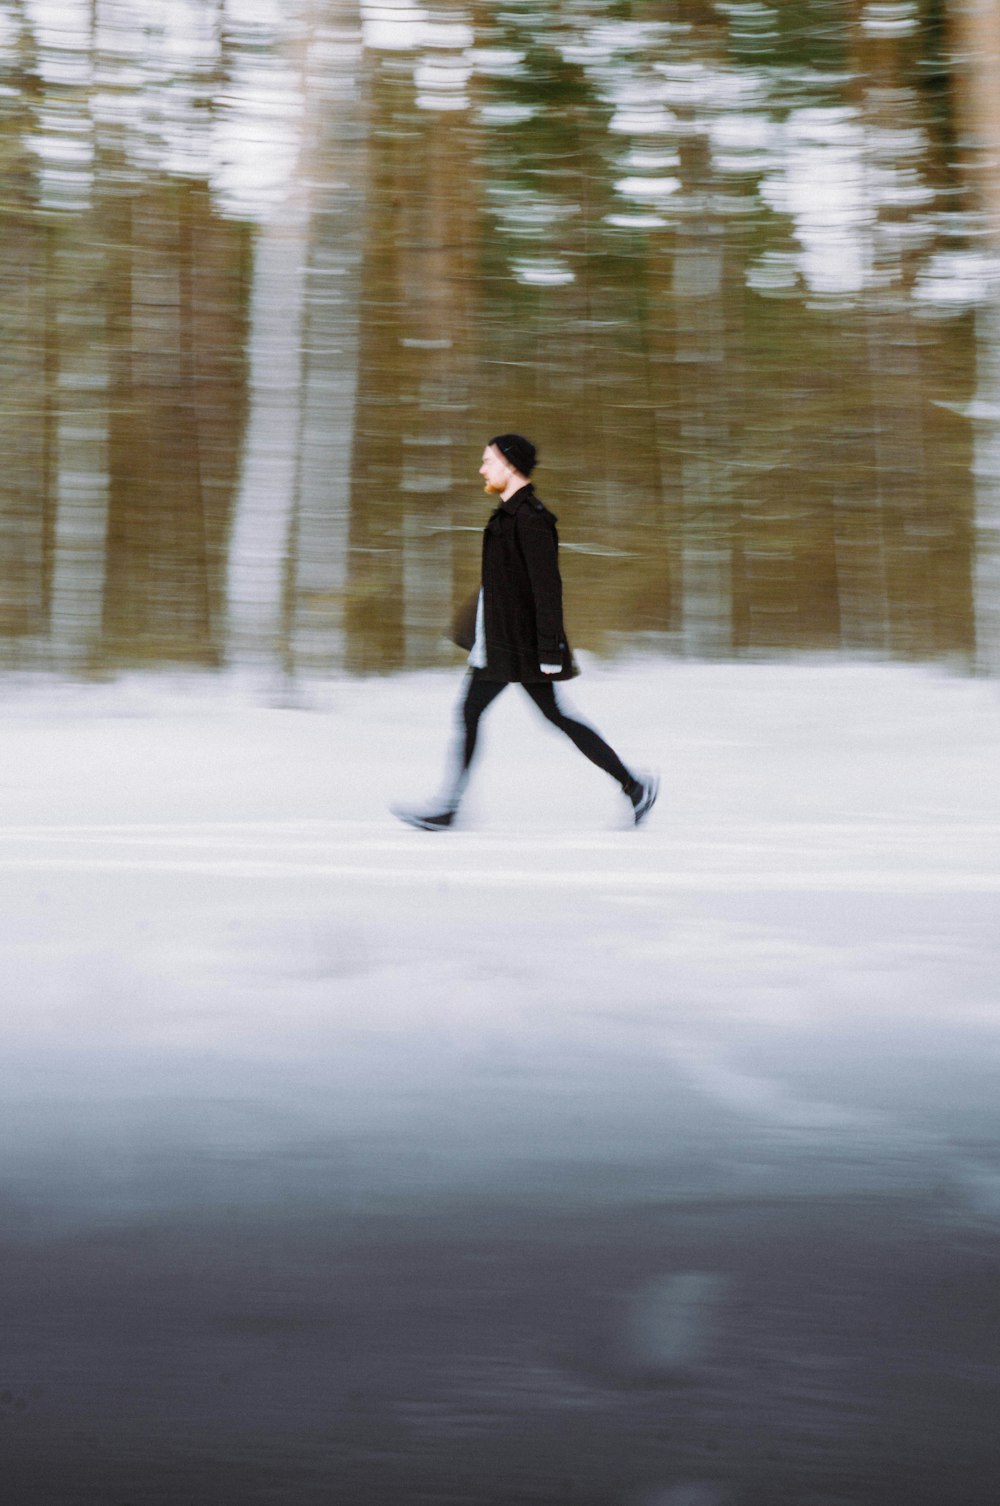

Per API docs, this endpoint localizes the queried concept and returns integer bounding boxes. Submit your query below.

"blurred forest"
[2,0,1000,678]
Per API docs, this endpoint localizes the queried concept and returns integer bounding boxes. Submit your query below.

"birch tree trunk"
[0,46,49,655]
[46,237,111,670]
[225,218,309,674]
[226,5,362,680]
[950,0,1000,673]
[842,2,927,659]
[673,128,734,658]
[283,12,367,676]
[40,4,111,670]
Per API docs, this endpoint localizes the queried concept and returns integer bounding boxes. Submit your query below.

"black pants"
[449,674,634,806]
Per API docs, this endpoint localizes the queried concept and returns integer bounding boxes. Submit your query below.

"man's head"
[480,433,537,494]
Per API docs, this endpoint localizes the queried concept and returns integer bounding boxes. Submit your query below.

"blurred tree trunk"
[281,10,367,678]
[226,218,308,674]
[1,0,106,671]
[8,0,248,673]
[47,231,111,671]
[338,51,409,674]
[670,52,735,659]
[950,0,1000,673]
[0,2,51,653]
[180,189,252,666]
[225,6,333,679]
[843,1,929,659]
[45,4,111,671]
[100,179,245,668]
[397,87,476,670]
[672,211,734,657]
[345,21,477,674]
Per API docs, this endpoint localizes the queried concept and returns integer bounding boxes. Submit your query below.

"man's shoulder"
[515,489,558,524]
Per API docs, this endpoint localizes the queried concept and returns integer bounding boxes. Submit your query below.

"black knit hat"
[489,433,537,476]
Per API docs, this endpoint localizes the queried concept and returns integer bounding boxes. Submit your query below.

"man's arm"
[517,509,564,672]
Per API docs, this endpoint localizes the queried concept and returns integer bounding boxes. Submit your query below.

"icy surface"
[4,656,1000,1209]
[3,658,1000,1503]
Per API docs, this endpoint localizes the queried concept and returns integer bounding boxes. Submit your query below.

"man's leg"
[523,681,632,785]
[393,675,507,830]
[522,681,659,824]
[451,674,507,805]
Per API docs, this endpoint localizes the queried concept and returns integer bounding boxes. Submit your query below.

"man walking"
[394,434,658,831]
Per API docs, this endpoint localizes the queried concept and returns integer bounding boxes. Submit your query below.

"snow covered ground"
[3,656,1000,1503]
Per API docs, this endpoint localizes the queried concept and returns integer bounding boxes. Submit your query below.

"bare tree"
[0,0,51,655]
[282,10,368,678]
[226,1,366,683]
[45,1,111,671]
[949,0,1000,673]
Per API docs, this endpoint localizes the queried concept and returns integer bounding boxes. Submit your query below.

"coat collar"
[487,484,555,534]
[498,483,535,515]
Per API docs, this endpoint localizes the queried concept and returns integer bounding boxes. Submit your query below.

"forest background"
[3,0,1000,683]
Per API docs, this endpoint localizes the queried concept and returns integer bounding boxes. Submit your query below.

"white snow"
[3,657,1000,1224]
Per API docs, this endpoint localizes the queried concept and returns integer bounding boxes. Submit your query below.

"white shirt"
[468,589,487,669]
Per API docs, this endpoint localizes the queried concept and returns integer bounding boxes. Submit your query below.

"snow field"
[2,656,999,1223]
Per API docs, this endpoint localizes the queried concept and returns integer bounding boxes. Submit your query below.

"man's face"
[480,445,513,495]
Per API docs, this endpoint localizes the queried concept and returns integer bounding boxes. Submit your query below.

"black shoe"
[626,773,659,827]
[392,805,456,832]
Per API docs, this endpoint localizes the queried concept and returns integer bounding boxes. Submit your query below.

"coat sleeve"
[449,589,480,650]
[517,509,565,663]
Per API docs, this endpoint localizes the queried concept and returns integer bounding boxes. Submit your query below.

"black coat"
[472,485,578,683]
